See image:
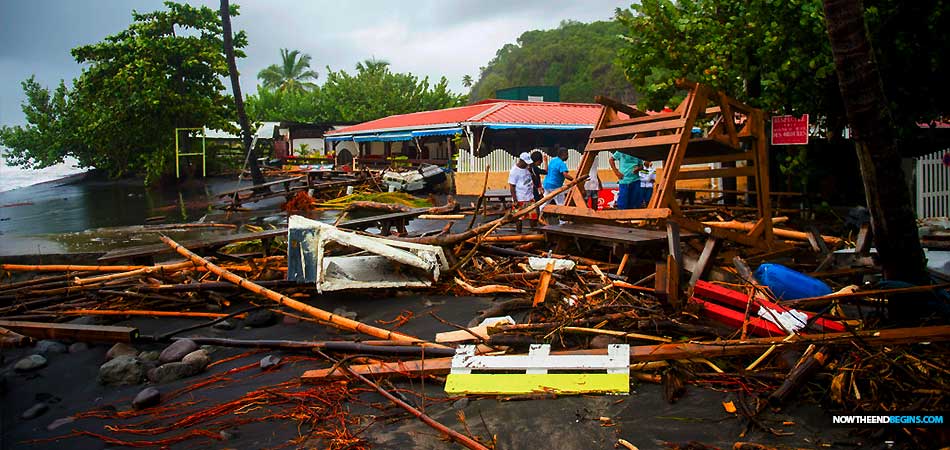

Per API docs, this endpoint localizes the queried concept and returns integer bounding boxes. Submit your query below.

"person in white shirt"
[637,161,657,208]
[584,162,602,210]
[509,152,537,232]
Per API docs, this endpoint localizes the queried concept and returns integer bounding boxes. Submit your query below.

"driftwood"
[454,278,525,295]
[317,350,490,450]
[390,176,586,247]
[160,235,436,345]
[174,336,457,356]
[344,201,413,213]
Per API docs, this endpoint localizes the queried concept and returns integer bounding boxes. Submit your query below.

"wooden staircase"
[546,81,777,250]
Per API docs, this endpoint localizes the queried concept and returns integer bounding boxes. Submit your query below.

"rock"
[212,320,235,331]
[35,340,67,354]
[219,430,238,441]
[281,315,300,325]
[181,349,210,371]
[21,403,48,420]
[15,355,47,372]
[99,356,145,386]
[159,339,197,363]
[138,350,160,362]
[590,335,623,349]
[46,416,75,431]
[132,387,161,409]
[68,342,89,353]
[332,307,358,320]
[244,309,277,328]
[452,398,469,410]
[106,343,138,361]
[147,362,197,384]
[260,355,281,371]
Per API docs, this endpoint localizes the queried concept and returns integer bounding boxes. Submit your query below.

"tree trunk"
[822,0,928,288]
[220,0,265,186]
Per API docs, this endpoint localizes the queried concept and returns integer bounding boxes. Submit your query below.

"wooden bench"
[338,209,427,236]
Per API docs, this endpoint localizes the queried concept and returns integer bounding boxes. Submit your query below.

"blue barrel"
[755,263,832,300]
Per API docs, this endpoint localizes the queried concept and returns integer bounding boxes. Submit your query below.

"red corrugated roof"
[474,100,603,125]
[325,100,607,136]
[326,103,497,135]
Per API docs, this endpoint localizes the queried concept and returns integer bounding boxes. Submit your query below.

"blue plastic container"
[754,263,832,300]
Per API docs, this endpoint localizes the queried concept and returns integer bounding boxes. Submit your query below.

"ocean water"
[0,149,86,193]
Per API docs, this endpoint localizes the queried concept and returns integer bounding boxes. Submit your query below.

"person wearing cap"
[509,152,537,232]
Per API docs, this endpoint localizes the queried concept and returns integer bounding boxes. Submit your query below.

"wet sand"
[1,290,870,450]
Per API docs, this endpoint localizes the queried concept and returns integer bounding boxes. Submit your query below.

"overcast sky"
[0,0,631,127]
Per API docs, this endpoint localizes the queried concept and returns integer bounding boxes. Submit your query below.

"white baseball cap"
[519,152,533,163]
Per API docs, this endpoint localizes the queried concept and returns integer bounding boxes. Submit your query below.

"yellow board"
[445,373,629,395]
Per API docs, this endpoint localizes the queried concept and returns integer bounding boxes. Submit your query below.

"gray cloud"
[0,0,631,127]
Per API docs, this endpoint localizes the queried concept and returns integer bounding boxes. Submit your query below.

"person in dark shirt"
[529,150,547,201]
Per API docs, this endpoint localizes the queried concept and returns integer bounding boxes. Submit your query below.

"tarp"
[411,127,463,137]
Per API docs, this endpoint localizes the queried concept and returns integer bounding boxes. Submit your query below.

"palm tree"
[221,0,264,185]
[355,58,390,73]
[462,75,473,88]
[257,49,319,93]
[822,0,927,287]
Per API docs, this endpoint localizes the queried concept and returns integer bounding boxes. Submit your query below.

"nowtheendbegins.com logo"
[831,414,946,426]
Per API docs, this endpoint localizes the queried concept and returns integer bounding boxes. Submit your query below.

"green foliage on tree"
[257,48,319,93]
[246,60,467,124]
[470,20,636,103]
[615,0,948,141]
[0,1,244,183]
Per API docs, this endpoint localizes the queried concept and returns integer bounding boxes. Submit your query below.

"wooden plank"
[595,95,648,118]
[586,134,681,153]
[215,176,305,197]
[98,229,287,262]
[338,209,427,230]
[589,118,688,139]
[855,223,872,256]
[693,280,846,333]
[682,151,755,166]
[444,373,629,395]
[688,238,719,288]
[302,325,950,380]
[689,297,788,337]
[0,320,138,343]
[543,205,671,220]
[603,112,683,128]
[675,165,757,180]
[667,221,682,268]
[450,344,628,373]
[667,253,680,308]
[540,223,670,246]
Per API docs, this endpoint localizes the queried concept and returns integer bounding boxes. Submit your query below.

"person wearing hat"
[509,151,537,232]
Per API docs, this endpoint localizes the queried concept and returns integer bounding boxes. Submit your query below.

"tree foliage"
[469,20,636,103]
[257,48,319,93]
[616,0,949,140]
[0,1,244,183]
[246,60,466,123]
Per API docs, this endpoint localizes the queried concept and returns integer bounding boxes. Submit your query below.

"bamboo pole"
[57,309,247,319]
[1,264,157,273]
[701,220,841,245]
[317,350,490,450]
[159,235,431,344]
[72,261,198,286]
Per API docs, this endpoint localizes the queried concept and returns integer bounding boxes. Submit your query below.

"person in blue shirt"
[609,151,643,209]
[541,148,574,208]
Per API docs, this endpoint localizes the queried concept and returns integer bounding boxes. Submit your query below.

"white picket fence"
[916,149,950,218]
[455,148,614,173]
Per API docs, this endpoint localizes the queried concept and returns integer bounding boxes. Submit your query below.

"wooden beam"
[682,151,755,166]
[688,237,720,289]
[543,205,671,220]
[302,325,950,380]
[586,134,681,153]
[675,165,757,180]
[603,112,682,128]
[595,95,648,118]
[0,320,138,343]
[589,118,688,139]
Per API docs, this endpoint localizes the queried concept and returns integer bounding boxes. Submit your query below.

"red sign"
[771,114,809,145]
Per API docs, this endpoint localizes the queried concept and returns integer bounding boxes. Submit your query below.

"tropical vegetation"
[257,48,319,93]
[0,1,244,183]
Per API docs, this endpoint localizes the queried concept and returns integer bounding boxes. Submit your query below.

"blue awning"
[324,134,352,142]
[412,127,463,137]
[481,123,593,131]
[353,132,414,142]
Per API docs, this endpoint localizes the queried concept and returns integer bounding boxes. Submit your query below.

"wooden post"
[533,260,556,306]
[688,237,719,289]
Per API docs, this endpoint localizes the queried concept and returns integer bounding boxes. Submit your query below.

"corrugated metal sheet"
[326,103,496,136]
[472,101,602,126]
